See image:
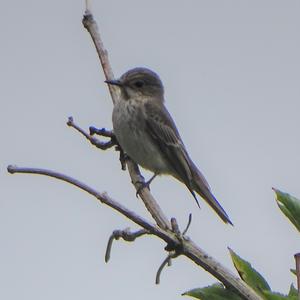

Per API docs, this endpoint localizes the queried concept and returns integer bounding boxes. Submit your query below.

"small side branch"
[67,117,116,150]
[183,213,192,235]
[105,228,148,262]
[68,117,126,170]
[7,165,171,243]
[156,252,175,284]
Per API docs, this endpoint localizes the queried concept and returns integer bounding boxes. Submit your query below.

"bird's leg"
[115,144,127,171]
[136,174,157,197]
[146,174,157,186]
[89,126,114,138]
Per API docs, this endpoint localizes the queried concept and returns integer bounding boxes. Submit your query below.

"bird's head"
[105,67,164,101]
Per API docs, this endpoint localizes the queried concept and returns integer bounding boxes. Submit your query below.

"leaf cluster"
[183,189,300,300]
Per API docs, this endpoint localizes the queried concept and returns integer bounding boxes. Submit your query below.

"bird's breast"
[112,100,169,174]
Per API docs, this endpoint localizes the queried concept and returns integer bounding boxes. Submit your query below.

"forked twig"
[67,117,116,150]
[68,117,127,170]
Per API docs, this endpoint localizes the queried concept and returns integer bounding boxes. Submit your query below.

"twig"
[67,117,116,150]
[171,218,180,235]
[105,228,148,262]
[7,165,170,242]
[182,213,192,235]
[85,0,91,12]
[156,253,175,284]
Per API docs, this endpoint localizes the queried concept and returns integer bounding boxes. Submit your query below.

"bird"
[105,67,232,225]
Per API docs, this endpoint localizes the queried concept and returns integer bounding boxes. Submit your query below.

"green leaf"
[262,290,296,300]
[273,188,300,232]
[182,283,242,300]
[228,248,271,295]
[290,269,297,276]
[288,284,298,297]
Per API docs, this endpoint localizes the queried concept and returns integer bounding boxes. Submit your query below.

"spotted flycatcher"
[106,67,232,225]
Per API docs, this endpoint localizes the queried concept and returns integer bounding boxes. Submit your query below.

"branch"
[7,165,172,242]
[7,165,261,300]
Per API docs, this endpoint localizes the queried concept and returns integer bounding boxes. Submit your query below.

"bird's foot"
[115,145,127,171]
[89,126,114,138]
[135,174,157,197]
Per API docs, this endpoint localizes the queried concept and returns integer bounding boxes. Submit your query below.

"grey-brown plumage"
[106,67,232,225]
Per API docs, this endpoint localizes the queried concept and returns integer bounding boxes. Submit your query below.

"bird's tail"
[190,163,233,225]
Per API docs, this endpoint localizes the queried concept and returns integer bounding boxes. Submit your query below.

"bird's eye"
[134,80,144,88]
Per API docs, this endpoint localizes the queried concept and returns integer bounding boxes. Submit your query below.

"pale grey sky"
[1,1,300,299]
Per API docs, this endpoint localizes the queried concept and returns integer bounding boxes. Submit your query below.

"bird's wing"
[144,101,233,225]
[144,101,199,202]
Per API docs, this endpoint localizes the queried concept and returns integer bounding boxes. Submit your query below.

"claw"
[135,174,157,197]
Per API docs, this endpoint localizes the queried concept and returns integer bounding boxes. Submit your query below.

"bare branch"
[7,165,171,242]
[7,165,262,299]
[67,117,116,150]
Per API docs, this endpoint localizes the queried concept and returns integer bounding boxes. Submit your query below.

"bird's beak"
[104,79,123,86]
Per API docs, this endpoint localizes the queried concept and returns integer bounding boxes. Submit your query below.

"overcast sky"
[1,1,300,299]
